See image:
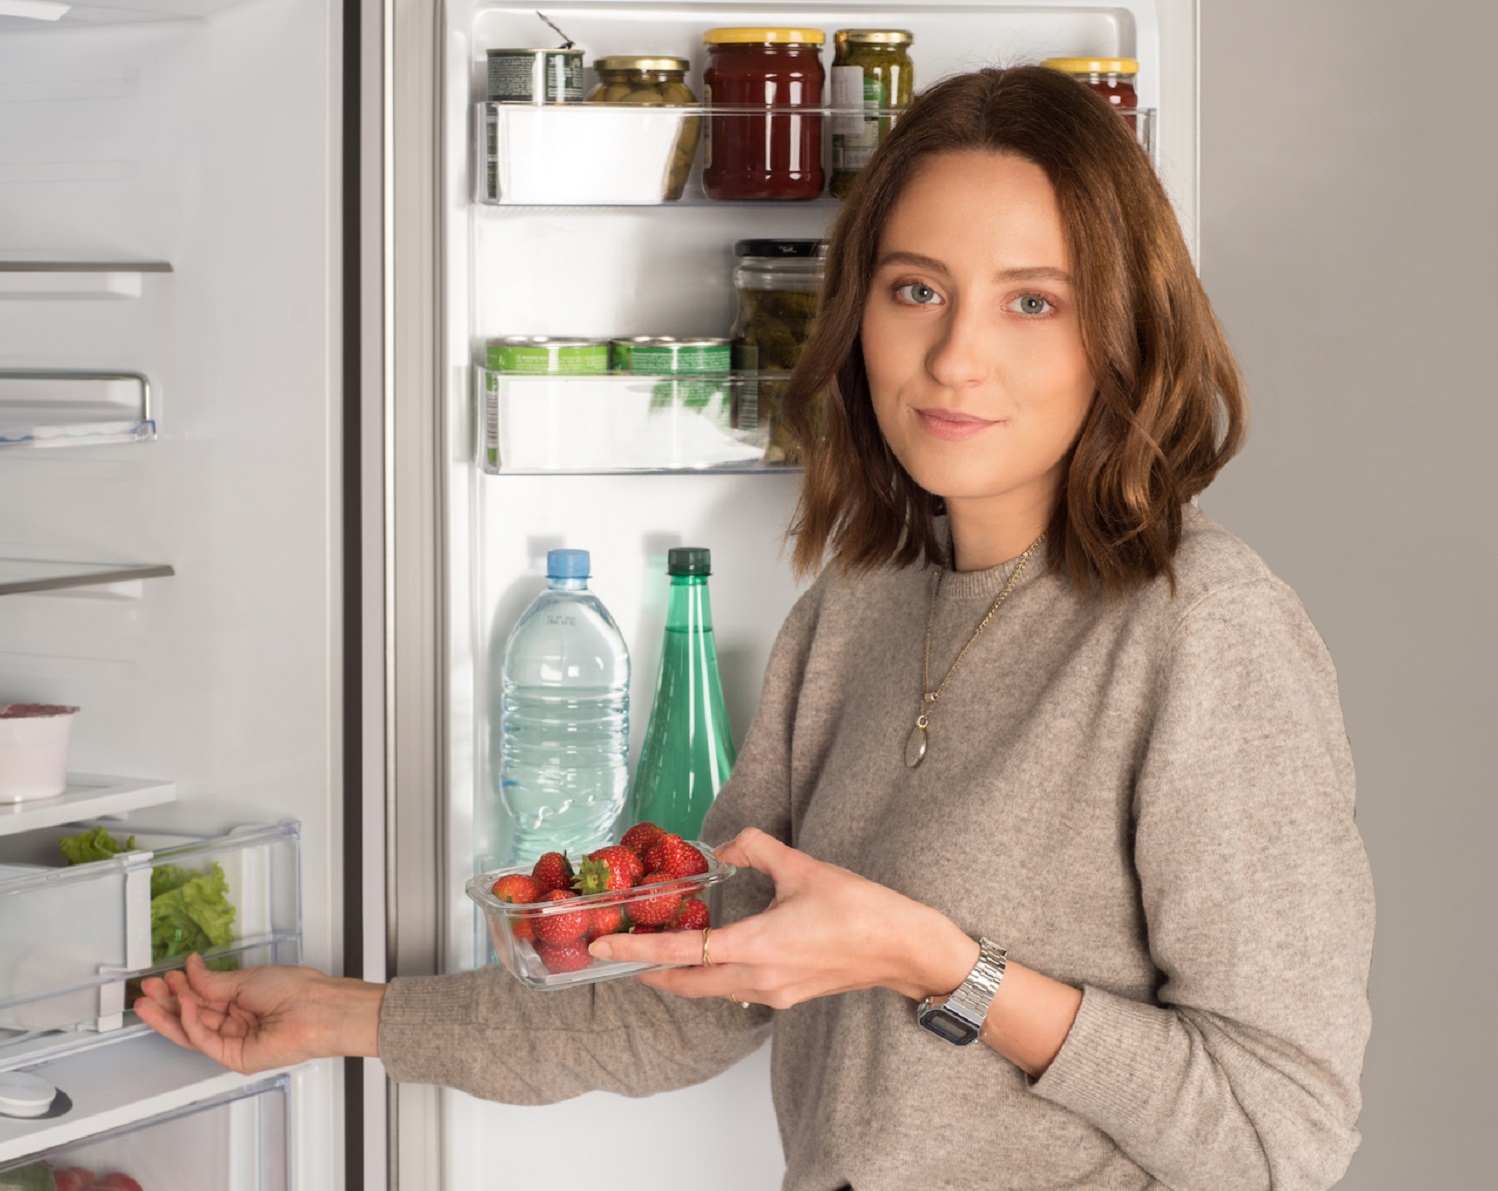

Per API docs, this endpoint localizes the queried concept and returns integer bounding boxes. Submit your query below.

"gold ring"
[730,993,751,1009]
[701,927,714,967]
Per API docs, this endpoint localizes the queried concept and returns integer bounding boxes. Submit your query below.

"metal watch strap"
[930,936,1007,1028]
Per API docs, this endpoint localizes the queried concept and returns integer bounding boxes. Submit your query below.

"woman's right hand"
[134,952,386,1075]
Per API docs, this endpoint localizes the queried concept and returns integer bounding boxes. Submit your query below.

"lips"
[914,407,998,442]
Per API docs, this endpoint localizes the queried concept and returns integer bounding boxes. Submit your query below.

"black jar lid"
[734,238,823,258]
[667,547,712,575]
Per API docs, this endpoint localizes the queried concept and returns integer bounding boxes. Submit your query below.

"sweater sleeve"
[378,584,823,1102]
[1030,578,1375,1191]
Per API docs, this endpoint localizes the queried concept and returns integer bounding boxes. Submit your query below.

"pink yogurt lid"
[0,704,80,719]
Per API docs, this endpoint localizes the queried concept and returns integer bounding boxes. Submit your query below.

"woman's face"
[861,150,1096,559]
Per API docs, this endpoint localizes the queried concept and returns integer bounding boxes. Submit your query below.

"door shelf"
[0,818,302,1062]
[476,100,1155,206]
[478,366,803,474]
[0,371,156,451]
[0,562,175,599]
[0,1053,288,1186]
[0,776,177,839]
[0,263,172,301]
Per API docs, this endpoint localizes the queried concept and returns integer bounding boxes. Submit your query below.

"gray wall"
[1198,1,1496,1185]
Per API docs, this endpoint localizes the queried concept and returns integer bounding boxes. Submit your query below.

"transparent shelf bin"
[0,1075,289,1191]
[476,101,1155,206]
[0,820,301,1054]
[477,366,804,474]
[0,371,156,450]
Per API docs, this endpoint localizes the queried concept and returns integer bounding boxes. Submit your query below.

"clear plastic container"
[467,844,736,989]
[496,550,630,865]
[0,819,301,1052]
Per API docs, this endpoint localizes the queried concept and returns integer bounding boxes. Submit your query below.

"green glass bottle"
[630,547,736,840]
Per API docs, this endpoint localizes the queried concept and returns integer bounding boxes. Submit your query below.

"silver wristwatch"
[915,937,1007,1046]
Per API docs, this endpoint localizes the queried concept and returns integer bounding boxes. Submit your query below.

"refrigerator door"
[388,1,1197,1186]
[0,0,357,1185]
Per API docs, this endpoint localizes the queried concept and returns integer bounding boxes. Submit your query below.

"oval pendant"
[905,723,927,768]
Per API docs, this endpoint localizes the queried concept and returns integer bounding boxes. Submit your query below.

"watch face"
[918,1005,980,1046]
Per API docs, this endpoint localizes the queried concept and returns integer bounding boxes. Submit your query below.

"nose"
[925,297,992,390]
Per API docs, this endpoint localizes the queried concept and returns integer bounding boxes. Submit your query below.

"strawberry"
[670,896,711,931]
[531,851,574,894]
[536,938,593,973]
[630,923,664,934]
[576,846,643,894]
[587,902,626,940]
[535,889,588,944]
[647,834,709,879]
[620,820,666,861]
[99,1177,144,1191]
[491,872,544,940]
[627,870,684,926]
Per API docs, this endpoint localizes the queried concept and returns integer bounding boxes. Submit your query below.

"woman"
[138,67,1374,1190]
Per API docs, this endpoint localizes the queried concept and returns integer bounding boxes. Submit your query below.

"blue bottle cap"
[546,549,590,579]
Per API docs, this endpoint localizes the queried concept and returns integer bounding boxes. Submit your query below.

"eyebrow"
[874,251,1074,286]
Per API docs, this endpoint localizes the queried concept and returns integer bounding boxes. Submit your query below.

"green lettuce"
[56,824,136,864]
[58,827,237,962]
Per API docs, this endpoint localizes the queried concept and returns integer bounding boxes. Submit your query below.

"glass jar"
[729,239,825,460]
[702,28,826,201]
[1042,57,1139,127]
[830,30,915,199]
[586,56,700,200]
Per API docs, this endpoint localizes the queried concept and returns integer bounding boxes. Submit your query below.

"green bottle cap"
[667,547,711,576]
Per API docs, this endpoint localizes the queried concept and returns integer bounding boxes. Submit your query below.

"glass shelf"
[0,561,175,598]
[0,775,177,839]
[0,370,155,449]
[477,366,802,474]
[0,262,172,301]
[475,101,1155,207]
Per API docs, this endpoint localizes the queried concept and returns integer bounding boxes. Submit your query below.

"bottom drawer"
[0,1076,288,1191]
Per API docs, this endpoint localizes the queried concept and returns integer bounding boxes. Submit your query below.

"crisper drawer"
[0,1075,289,1191]
[0,821,301,1048]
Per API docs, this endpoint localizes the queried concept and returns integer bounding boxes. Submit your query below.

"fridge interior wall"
[442,1,1194,1186]
[0,0,343,1184]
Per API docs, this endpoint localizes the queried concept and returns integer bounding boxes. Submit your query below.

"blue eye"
[1012,294,1054,316]
[895,282,942,305]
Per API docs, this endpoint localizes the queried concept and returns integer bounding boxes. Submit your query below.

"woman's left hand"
[589,827,978,1009]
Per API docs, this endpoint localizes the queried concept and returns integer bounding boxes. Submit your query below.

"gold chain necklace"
[905,534,1045,768]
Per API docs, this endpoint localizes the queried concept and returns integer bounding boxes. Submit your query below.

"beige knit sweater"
[380,509,1375,1190]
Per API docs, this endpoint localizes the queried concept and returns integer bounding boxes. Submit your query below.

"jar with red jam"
[702,28,826,201]
[1043,56,1140,135]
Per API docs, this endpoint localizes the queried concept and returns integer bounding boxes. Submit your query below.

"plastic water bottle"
[630,547,736,840]
[498,549,630,865]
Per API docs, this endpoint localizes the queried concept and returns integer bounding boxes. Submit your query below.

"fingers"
[588,927,705,967]
[134,992,194,1051]
[712,827,805,880]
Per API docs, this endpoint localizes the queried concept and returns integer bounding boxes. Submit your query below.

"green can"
[486,336,610,374]
[609,337,732,375]
[611,337,733,414]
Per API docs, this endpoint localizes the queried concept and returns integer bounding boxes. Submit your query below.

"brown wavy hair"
[783,66,1246,594]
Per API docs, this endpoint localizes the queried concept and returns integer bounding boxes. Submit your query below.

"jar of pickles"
[586,56,701,201]
[1042,57,1139,126]
[702,28,826,201]
[730,239,824,460]
[830,30,914,199]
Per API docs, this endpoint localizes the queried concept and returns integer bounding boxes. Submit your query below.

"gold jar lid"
[704,27,827,45]
[593,56,691,73]
[1042,56,1139,75]
[834,29,915,45]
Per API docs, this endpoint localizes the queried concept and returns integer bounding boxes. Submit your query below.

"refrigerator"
[0,0,1198,1188]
